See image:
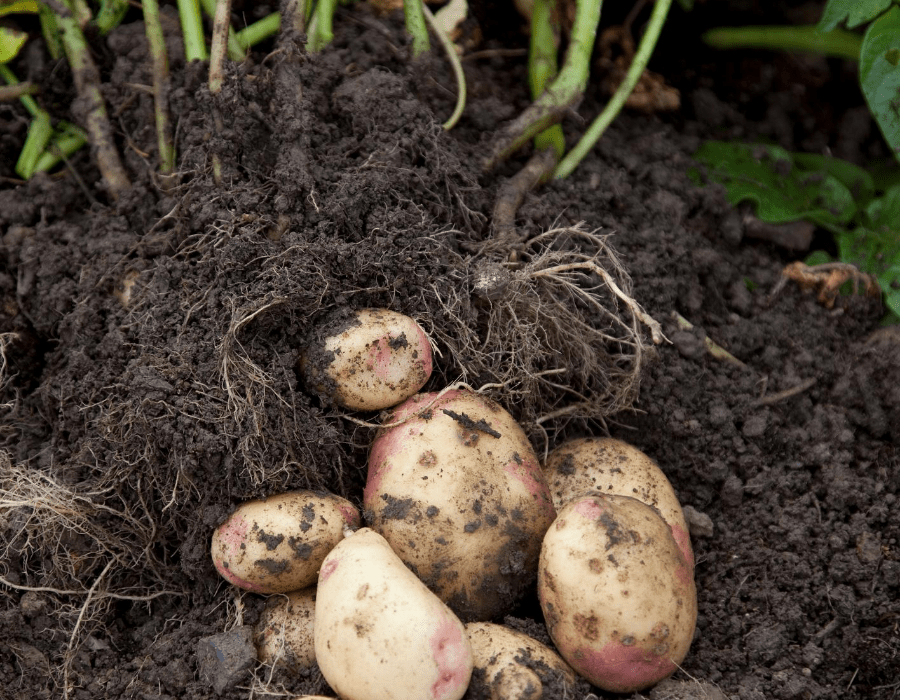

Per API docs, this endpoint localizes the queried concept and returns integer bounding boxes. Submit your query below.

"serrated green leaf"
[860,7,900,165]
[0,26,27,63]
[794,153,876,205]
[693,141,858,230]
[0,0,38,17]
[817,0,892,32]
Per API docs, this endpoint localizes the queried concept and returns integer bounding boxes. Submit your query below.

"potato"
[300,308,433,411]
[254,588,316,671]
[315,528,473,700]
[543,437,693,569]
[365,389,556,620]
[211,491,361,594]
[466,622,576,700]
[538,493,697,693]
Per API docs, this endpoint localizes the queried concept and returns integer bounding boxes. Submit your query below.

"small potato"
[538,493,697,693]
[211,491,361,594]
[254,588,316,671]
[466,622,576,700]
[315,528,473,700]
[543,437,693,569]
[366,389,556,621]
[300,308,433,411]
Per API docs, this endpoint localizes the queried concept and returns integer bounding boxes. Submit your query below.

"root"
[430,224,663,446]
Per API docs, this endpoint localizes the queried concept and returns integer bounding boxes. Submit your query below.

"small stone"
[197,626,257,694]
[683,505,714,538]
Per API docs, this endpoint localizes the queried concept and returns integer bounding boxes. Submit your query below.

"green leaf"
[15,110,51,179]
[0,26,27,63]
[794,153,876,205]
[692,141,858,230]
[0,0,38,17]
[860,6,900,165]
[817,0,892,32]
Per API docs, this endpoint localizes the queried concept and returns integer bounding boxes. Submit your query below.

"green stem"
[143,0,176,175]
[235,12,281,49]
[177,0,208,61]
[484,0,603,170]
[404,0,430,58]
[555,0,672,180]
[422,3,465,129]
[57,0,131,197]
[37,1,62,59]
[529,0,564,158]
[93,0,129,35]
[307,0,337,51]
[199,0,245,60]
[0,64,42,117]
[33,121,88,174]
[703,25,862,62]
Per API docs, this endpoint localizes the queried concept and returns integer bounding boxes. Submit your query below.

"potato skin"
[314,528,473,700]
[538,493,697,693]
[365,389,556,621]
[466,622,576,700]
[300,308,433,411]
[543,437,693,569]
[254,588,317,671]
[211,491,361,594]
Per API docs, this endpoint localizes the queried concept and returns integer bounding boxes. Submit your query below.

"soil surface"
[1,1,898,699]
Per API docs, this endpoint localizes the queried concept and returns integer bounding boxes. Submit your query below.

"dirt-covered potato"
[538,493,697,694]
[543,437,693,569]
[315,528,473,700]
[466,622,576,700]
[299,308,433,411]
[211,491,361,594]
[365,388,556,621]
[254,588,316,671]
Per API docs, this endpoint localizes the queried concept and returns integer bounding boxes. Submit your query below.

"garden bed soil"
[0,2,898,699]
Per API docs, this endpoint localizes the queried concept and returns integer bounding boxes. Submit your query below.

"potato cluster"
[209,308,698,698]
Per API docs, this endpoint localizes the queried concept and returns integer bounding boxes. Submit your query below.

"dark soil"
[1,1,898,699]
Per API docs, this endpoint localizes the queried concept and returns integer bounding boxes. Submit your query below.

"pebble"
[196,626,256,694]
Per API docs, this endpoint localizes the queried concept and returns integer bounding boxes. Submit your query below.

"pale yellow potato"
[314,528,473,700]
[300,308,433,411]
[538,493,697,694]
[365,389,556,621]
[466,622,576,700]
[542,437,693,569]
[211,491,361,594]
[254,588,316,671]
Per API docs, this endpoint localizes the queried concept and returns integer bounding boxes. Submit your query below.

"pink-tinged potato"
[254,588,317,671]
[465,622,576,700]
[542,437,693,570]
[538,493,697,694]
[300,308,433,411]
[314,528,473,700]
[211,491,360,594]
[365,389,556,621]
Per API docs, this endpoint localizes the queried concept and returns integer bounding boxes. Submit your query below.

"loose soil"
[1,1,898,699]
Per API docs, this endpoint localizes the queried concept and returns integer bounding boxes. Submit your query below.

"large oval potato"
[300,308,433,411]
[254,588,317,671]
[542,437,693,569]
[365,389,556,621]
[466,622,576,700]
[211,491,361,594]
[315,528,473,700]
[538,493,697,694]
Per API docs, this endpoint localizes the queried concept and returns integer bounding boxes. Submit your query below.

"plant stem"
[703,25,862,62]
[404,0,430,58]
[34,121,88,173]
[0,64,41,116]
[199,0,245,60]
[37,1,62,59]
[93,0,129,35]
[209,0,232,185]
[529,0,564,159]
[422,3,465,129]
[177,0,208,61]
[483,0,603,170]
[235,11,281,49]
[57,0,131,198]
[307,0,337,51]
[555,0,671,179]
[142,0,176,176]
